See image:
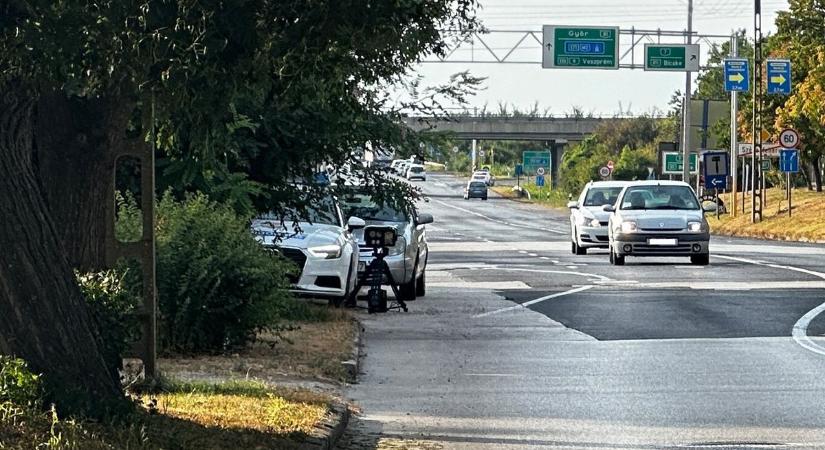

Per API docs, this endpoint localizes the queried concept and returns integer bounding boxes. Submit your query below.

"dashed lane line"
[473,285,595,318]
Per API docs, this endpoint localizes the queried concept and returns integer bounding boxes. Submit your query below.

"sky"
[414,0,789,116]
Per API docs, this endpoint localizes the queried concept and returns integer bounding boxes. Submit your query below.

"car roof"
[621,180,692,187]
[586,181,629,188]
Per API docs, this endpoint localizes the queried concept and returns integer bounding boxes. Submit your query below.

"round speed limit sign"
[598,166,611,178]
[536,167,545,176]
[780,128,800,148]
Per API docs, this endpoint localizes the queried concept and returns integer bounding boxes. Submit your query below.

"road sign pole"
[788,171,792,217]
[681,0,694,184]
[716,188,720,219]
[471,139,477,172]
[730,33,738,218]
[751,0,764,223]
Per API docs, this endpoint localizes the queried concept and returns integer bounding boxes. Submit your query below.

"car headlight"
[388,236,406,256]
[575,215,592,226]
[589,218,601,227]
[308,244,343,259]
[620,221,638,233]
[687,221,707,232]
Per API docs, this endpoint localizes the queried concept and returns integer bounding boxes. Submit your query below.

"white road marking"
[539,257,550,260]
[474,285,594,318]
[518,250,528,254]
[714,254,825,357]
[528,253,538,257]
[430,281,531,289]
[432,199,566,234]
[486,266,611,282]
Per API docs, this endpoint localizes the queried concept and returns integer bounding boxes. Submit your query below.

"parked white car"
[252,198,366,304]
[472,170,494,186]
[406,164,427,181]
[340,191,432,301]
[567,181,628,255]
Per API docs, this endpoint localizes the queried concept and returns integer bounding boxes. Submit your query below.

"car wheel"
[691,254,710,265]
[609,247,615,265]
[398,259,418,301]
[571,240,577,255]
[614,250,625,266]
[482,196,488,201]
[576,244,587,256]
[332,262,355,307]
[415,270,426,297]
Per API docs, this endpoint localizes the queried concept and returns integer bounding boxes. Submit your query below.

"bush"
[118,192,297,354]
[0,357,42,408]
[77,269,142,376]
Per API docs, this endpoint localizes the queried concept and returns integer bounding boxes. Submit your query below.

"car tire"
[691,254,710,265]
[333,262,355,307]
[576,244,587,256]
[398,259,418,301]
[614,251,625,266]
[571,240,577,255]
[415,270,426,297]
[482,196,488,201]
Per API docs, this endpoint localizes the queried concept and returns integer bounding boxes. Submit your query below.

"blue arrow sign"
[703,151,729,190]
[767,59,792,95]
[724,59,750,92]
[536,175,545,187]
[779,149,799,173]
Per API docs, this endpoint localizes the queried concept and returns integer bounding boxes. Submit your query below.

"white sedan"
[568,181,628,255]
[252,198,365,304]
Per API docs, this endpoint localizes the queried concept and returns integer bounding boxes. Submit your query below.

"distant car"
[251,198,366,304]
[605,181,711,266]
[372,159,392,171]
[464,180,488,200]
[340,191,432,301]
[390,159,406,173]
[472,170,494,186]
[567,181,628,255]
[406,164,427,181]
[396,161,410,176]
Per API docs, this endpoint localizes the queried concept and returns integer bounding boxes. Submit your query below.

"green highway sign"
[644,44,700,72]
[522,151,551,173]
[542,25,619,69]
[662,152,698,174]
[761,159,772,171]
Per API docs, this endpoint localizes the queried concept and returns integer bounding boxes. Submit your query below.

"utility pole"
[730,33,739,217]
[681,0,694,184]
[471,139,477,171]
[752,0,763,223]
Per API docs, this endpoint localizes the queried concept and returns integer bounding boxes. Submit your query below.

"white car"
[252,198,366,304]
[472,170,494,186]
[567,181,628,255]
[341,191,432,301]
[406,164,427,181]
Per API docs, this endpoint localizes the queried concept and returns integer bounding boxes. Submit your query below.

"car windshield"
[258,197,340,226]
[340,193,408,222]
[469,182,486,189]
[583,187,623,206]
[620,185,700,210]
[410,166,424,173]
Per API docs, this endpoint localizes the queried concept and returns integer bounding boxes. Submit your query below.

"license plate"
[648,238,678,246]
[358,261,366,272]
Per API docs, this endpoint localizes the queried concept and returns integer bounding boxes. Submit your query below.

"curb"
[340,319,363,384]
[304,402,350,450]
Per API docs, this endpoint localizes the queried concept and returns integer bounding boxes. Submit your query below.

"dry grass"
[708,187,825,242]
[0,381,332,450]
[160,305,358,384]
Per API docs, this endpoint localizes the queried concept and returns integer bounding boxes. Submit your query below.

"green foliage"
[117,192,299,354]
[612,145,657,181]
[0,357,42,409]
[76,270,142,377]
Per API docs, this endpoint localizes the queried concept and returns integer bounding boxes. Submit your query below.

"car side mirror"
[347,216,366,231]
[416,213,434,226]
[602,205,615,212]
[567,201,578,209]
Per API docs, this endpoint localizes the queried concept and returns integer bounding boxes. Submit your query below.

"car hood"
[352,220,404,245]
[617,209,704,229]
[251,220,342,249]
[581,206,612,222]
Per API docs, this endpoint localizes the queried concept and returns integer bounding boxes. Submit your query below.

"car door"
[411,207,428,272]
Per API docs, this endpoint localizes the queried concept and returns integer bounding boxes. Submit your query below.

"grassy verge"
[0,380,331,450]
[160,305,357,383]
[491,182,569,209]
[708,187,825,242]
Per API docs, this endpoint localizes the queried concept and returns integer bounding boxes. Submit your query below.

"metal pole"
[682,0,694,184]
[788,172,792,217]
[730,34,739,217]
[742,159,747,213]
[471,139,477,171]
[751,0,763,222]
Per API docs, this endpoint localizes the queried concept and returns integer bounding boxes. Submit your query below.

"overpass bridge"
[404,115,613,186]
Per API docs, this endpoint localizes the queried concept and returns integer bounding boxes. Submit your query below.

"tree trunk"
[0,86,127,418]
[814,155,823,192]
[34,93,129,272]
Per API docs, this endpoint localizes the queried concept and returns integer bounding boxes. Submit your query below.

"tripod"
[345,247,408,313]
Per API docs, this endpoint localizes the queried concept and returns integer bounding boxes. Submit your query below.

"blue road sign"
[703,151,729,190]
[515,164,523,176]
[767,59,792,95]
[536,174,545,187]
[779,149,799,173]
[724,59,750,92]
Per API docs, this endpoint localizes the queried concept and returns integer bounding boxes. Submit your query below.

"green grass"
[492,182,570,209]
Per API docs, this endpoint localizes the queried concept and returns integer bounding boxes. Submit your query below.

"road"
[338,173,825,450]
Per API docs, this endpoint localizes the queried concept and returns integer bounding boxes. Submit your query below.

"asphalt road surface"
[338,173,825,450]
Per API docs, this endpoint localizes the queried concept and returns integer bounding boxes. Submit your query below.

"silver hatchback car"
[605,181,710,266]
